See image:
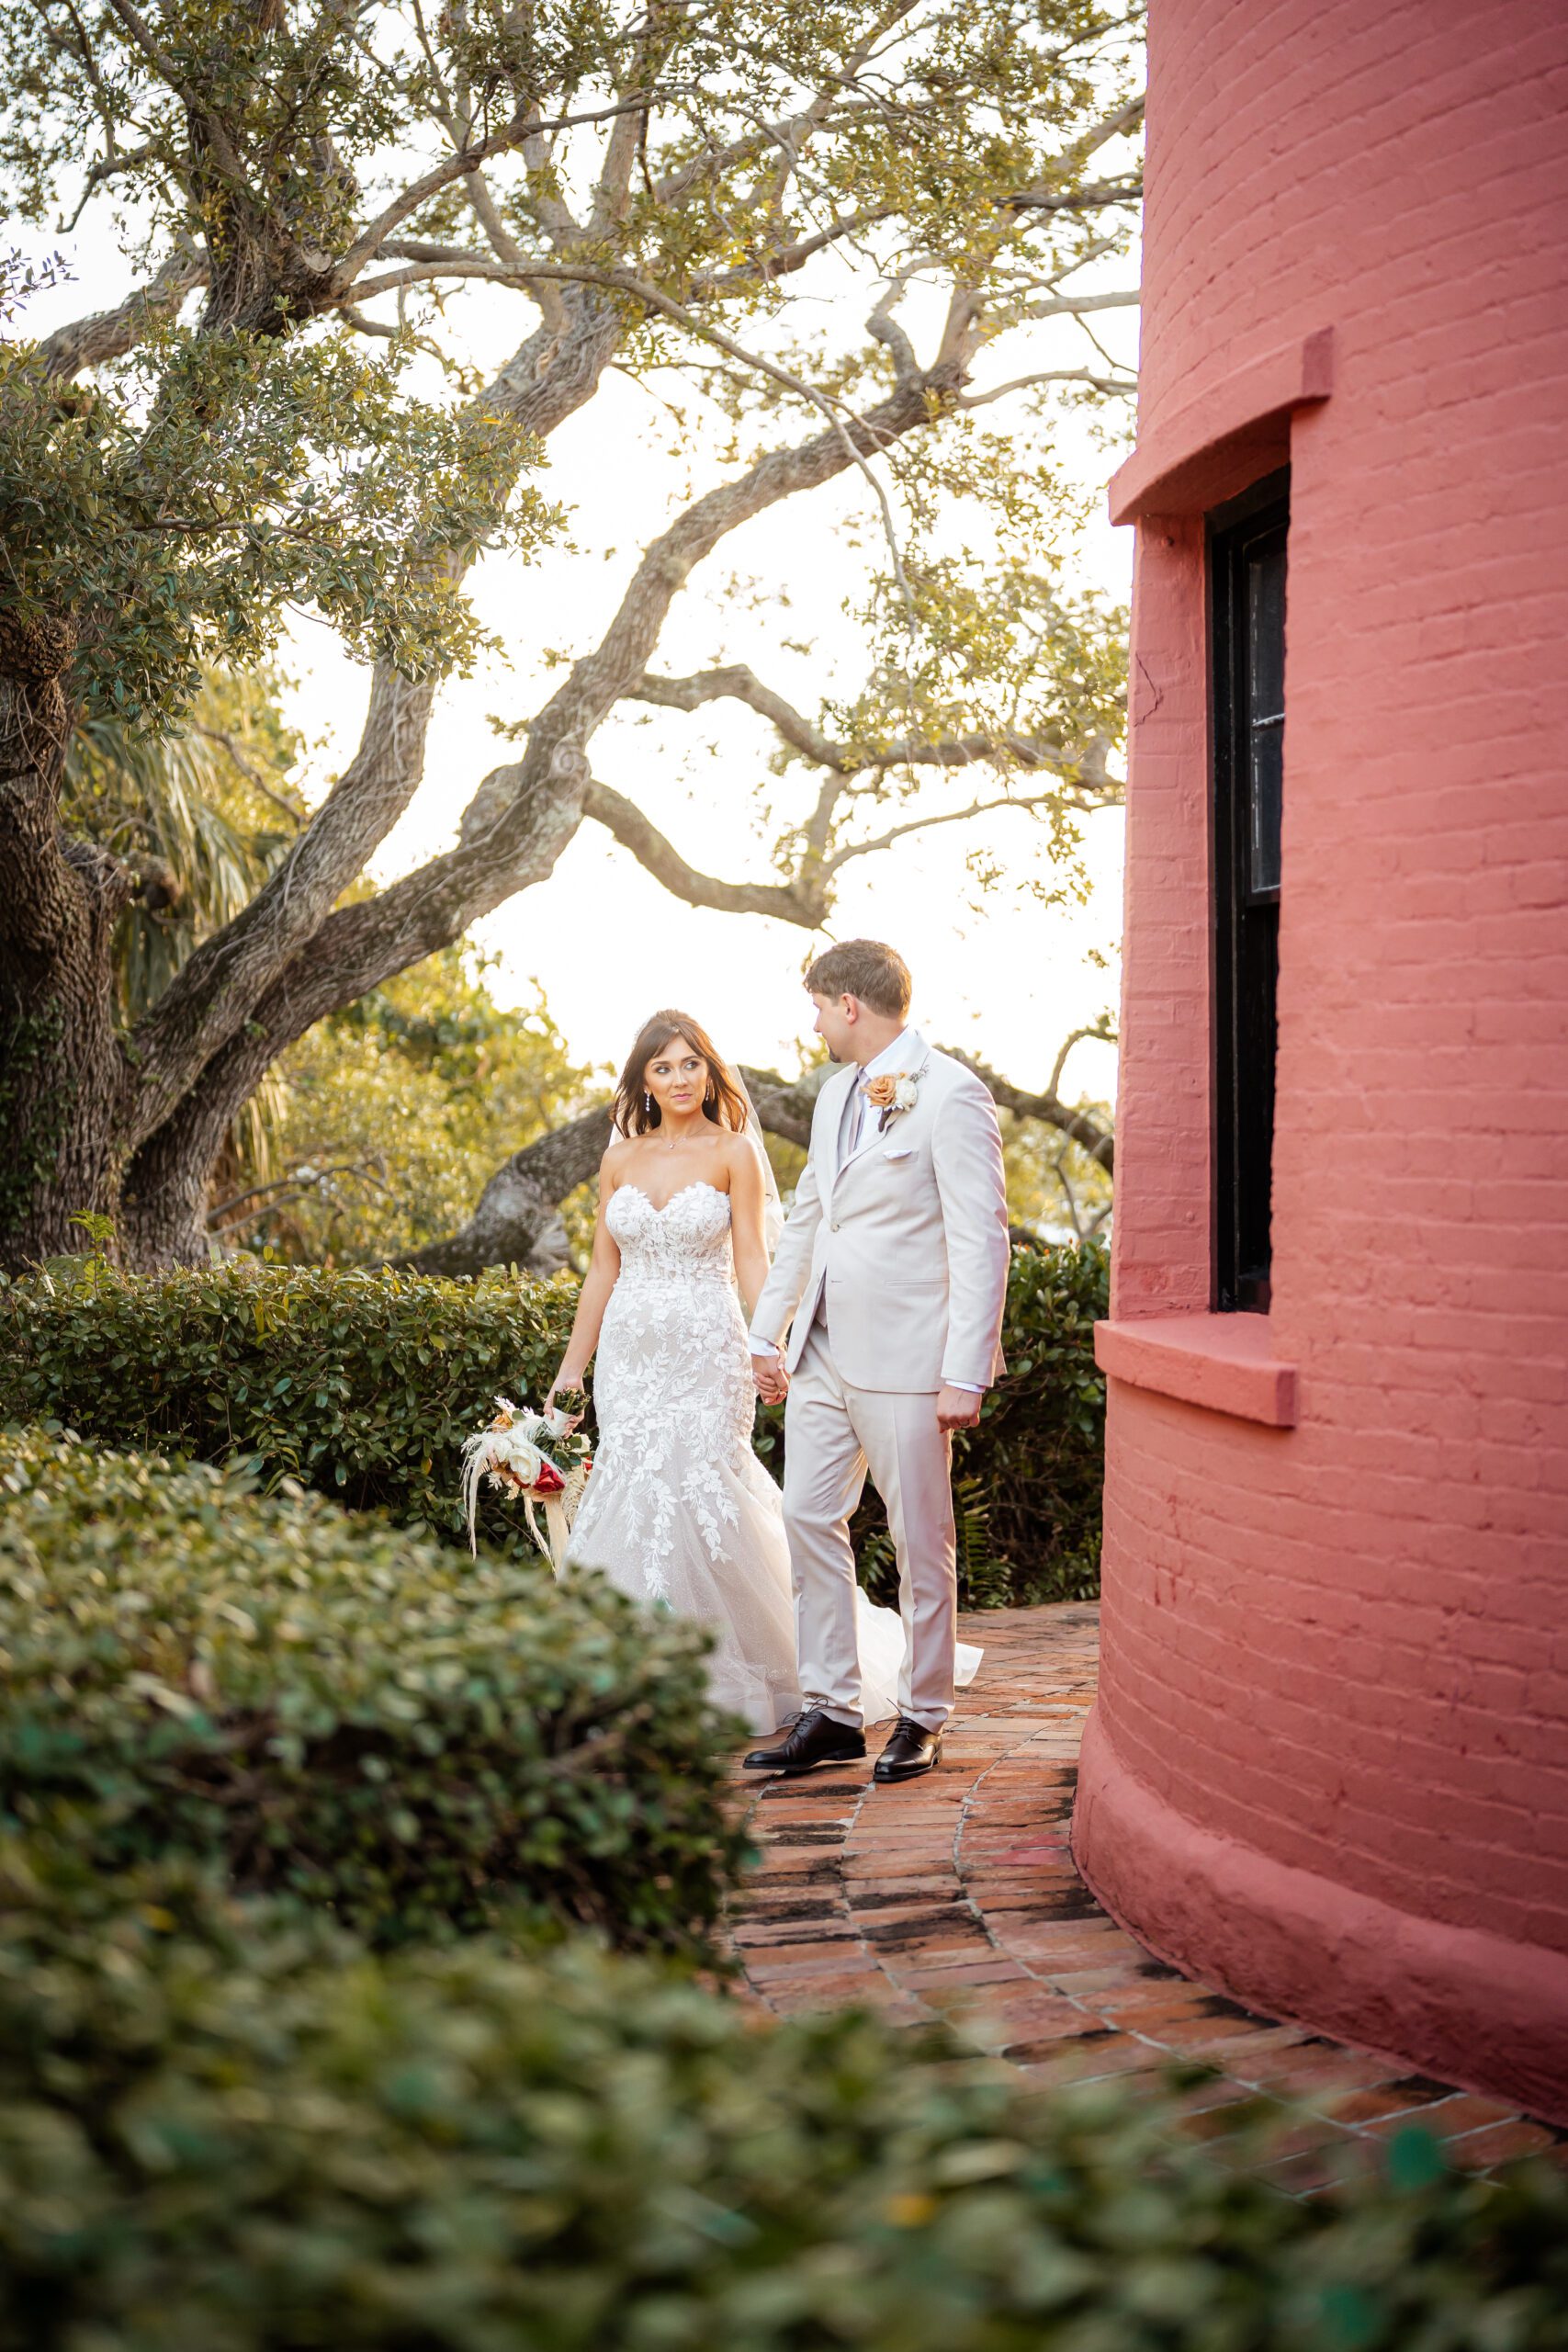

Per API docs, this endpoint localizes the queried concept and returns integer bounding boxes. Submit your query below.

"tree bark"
[38,247,209,379]
[0,615,136,1267]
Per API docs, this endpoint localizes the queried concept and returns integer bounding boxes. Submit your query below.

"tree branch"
[834,729,1121,795]
[343,249,948,616]
[123,329,976,1226]
[187,725,304,827]
[958,367,1136,409]
[334,88,682,287]
[584,764,1113,929]
[1004,175,1143,214]
[1047,1021,1117,1102]
[946,1048,1114,1174]
[693,208,890,295]
[137,254,970,1142]
[393,1102,613,1276]
[736,1064,824,1152]
[584,779,826,924]
[631,668,1122,800]
[632,665,853,770]
[1015,288,1139,321]
[819,786,1088,876]
[385,1027,1110,1280]
[1065,91,1146,165]
[37,243,207,379]
[124,289,626,1146]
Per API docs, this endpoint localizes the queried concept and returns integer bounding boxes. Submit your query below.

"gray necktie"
[840,1074,864,1162]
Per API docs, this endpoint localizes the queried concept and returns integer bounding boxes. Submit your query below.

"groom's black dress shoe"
[874,1717,943,1783]
[743,1708,866,1776]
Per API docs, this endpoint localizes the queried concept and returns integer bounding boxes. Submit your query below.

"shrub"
[0,1430,747,1956]
[0,1239,1107,1600]
[0,1257,579,1550]
[1,1847,1565,2352]
[963,1236,1108,1600]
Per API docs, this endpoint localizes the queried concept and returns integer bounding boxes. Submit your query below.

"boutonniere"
[863,1069,921,1132]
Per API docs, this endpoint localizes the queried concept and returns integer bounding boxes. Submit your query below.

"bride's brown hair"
[613,1010,750,1137]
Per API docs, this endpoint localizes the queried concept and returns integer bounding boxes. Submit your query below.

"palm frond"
[61,674,306,1192]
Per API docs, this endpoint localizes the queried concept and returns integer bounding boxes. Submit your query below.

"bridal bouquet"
[458,1388,592,1574]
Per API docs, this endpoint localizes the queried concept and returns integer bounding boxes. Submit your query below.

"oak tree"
[0,0,1139,1270]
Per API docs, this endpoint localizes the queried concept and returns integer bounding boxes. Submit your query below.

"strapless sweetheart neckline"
[615,1179,728,1216]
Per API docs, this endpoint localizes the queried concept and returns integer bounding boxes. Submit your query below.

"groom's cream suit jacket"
[750,1035,1010,1393]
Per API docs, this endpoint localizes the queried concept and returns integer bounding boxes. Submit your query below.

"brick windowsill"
[1094,1312,1299,1427]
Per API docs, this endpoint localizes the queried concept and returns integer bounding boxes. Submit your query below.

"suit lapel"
[819,1067,859,1203]
[834,1032,931,1188]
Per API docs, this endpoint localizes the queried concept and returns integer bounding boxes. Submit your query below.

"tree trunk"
[0,618,135,1271]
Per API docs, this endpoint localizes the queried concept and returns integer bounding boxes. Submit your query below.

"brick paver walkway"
[727,1603,1561,2188]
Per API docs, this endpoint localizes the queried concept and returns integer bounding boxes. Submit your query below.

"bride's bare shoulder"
[601,1135,638,1189]
[717,1126,762,1183]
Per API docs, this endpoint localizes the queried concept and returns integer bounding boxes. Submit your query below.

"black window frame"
[1209,468,1290,1314]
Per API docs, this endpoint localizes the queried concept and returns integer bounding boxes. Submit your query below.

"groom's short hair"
[805,940,912,1019]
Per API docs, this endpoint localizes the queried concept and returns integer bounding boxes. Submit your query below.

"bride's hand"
[546,1373,587,1430]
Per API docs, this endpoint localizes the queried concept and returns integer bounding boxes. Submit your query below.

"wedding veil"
[727,1064,786,1251]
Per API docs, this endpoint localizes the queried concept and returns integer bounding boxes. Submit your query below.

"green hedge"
[0,1244,1106,1601]
[1,1847,1564,2352]
[0,1257,579,1551]
[0,1430,747,1957]
[961,1237,1107,1600]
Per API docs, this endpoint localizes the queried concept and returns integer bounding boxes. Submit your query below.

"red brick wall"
[1077,0,1568,2115]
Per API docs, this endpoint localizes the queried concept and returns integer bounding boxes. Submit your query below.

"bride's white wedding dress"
[565,1179,979,1733]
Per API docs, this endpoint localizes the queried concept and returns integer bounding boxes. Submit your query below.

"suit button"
[829,1220,840,1231]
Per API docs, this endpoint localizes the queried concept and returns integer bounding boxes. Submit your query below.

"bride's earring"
[645,1091,654,1121]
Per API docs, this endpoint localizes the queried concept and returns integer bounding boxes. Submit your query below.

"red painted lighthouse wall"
[1073,0,1568,2119]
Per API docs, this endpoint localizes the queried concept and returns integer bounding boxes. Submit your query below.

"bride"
[547,1008,977,1734]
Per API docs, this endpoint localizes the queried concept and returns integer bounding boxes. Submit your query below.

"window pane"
[1247,542,1285,718]
[1250,718,1282,896]
[1211,477,1288,1311]
[1247,539,1286,897]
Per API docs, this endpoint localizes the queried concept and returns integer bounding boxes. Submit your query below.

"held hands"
[751,1343,789,1405]
[936,1385,983,1434]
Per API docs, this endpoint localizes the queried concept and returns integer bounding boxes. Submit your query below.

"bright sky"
[27,204,1138,1107]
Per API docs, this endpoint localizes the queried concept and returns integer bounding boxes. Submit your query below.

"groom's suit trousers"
[783,1324,956,1732]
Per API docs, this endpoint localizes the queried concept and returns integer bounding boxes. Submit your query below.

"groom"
[743,941,1010,1784]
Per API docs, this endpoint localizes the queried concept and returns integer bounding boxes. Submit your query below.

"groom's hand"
[936,1385,983,1433]
[751,1344,789,1404]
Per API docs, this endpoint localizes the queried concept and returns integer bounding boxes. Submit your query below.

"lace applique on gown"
[566,1180,978,1734]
